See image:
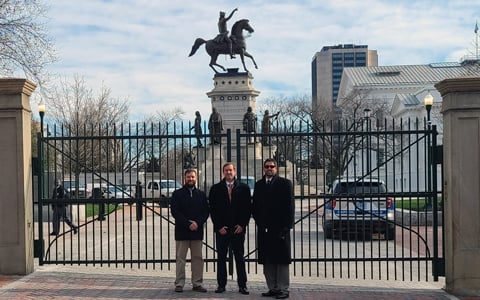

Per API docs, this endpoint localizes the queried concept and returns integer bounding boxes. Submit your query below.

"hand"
[234,225,243,234]
[218,226,228,235]
[189,220,198,231]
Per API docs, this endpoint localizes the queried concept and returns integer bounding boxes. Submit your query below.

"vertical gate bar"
[122,123,128,267]
[106,123,111,266]
[87,124,93,265]
[399,119,406,281]
[431,125,439,281]
[391,118,398,281]
[37,131,44,265]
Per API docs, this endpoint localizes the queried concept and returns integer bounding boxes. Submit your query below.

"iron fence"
[33,118,443,281]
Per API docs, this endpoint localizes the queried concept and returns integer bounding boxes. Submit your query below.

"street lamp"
[424,92,433,125]
[38,99,46,137]
[363,108,372,175]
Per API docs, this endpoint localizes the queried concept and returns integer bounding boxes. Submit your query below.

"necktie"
[228,183,233,201]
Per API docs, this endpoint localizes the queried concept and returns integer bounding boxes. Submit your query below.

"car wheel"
[359,231,372,241]
[323,224,334,239]
[385,227,396,241]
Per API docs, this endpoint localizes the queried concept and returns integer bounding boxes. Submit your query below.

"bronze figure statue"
[214,8,238,59]
[189,15,258,74]
[208,107,223,144]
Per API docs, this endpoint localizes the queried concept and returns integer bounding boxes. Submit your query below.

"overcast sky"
[42,0,479,122]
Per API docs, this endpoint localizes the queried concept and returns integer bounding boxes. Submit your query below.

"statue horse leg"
[242,50,258,69]
[209,54,226,74]
[239,51,250,74]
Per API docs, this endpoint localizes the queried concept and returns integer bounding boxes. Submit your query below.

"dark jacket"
[171,186,209,241]
[209,178,252,232]
[252,175,294,264]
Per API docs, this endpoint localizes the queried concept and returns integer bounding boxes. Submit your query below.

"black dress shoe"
[72,227,78,234]
[215,286,225,293]
[50,232,58,236]
[275,291,289,299]
[262,290,279,297]
[239,287,249,295]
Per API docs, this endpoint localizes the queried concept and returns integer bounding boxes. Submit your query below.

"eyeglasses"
[264,165,276,169]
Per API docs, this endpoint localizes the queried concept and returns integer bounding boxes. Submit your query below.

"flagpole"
[476,20,479,59]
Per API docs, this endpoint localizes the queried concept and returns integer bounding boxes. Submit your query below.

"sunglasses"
[264,165,276,169]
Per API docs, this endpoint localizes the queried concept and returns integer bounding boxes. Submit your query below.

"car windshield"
[108,186,123,193]
[63,181,85,189]
[240,177,255,190]
[161,181,181,189]
[335,182,386,194]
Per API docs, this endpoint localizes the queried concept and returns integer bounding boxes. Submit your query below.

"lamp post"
[424,93,433,125]
[38,99,46,137]
[37,99,46,259]
[424,93,433,210]
[364,108,372,175]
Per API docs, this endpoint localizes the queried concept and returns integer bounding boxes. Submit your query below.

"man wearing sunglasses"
[252,158,294,299]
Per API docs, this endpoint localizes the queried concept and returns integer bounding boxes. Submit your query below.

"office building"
[311,44,378,118]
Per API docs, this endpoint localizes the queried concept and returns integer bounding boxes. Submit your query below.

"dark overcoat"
[252,175,294,264]
[209,178,252,232]
[171,186,209,241]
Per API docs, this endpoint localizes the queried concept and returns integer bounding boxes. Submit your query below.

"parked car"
[145,179,182,207]
[63,180,89,198]
[322,178,395,240]
[105,186,130,200]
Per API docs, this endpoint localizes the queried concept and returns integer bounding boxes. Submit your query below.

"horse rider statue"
[213,8,238,59]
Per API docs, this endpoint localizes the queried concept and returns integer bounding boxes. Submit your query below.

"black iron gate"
[34,119,443,281]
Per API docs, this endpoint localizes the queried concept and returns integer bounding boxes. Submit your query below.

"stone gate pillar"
[436,77,480,296]
[0,78,36,275]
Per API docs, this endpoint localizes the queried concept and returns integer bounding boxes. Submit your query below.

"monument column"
[436,77,480,296]
[0,78,36,275]
[207,68,260,144]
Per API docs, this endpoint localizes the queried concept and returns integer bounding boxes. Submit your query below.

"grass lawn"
[394,198,443,211]
[85,203,119,218]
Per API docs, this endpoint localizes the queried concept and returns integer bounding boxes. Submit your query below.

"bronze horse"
[189,19,258,74]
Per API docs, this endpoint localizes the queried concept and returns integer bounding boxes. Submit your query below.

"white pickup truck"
[63,180,89,198]
[145,179,182,207]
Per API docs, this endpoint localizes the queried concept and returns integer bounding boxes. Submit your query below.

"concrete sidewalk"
[0,264,467,300]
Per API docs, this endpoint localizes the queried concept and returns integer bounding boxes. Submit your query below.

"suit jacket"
[171,186,209,241]
[209,178,252,232]
[252,175,294,264]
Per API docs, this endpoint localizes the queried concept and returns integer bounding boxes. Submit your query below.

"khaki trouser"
[175,240,204,288]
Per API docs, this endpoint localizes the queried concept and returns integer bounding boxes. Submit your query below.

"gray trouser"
[263,263,289,292]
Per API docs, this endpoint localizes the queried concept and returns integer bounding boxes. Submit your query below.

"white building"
[336,62,480,192]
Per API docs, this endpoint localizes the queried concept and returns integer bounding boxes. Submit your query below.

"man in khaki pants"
[171,169,209,293]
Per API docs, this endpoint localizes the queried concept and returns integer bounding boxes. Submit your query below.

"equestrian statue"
[189,8,258,74]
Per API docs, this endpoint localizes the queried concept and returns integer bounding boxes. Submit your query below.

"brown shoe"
[192,285,207,292]
[174,286,183,293]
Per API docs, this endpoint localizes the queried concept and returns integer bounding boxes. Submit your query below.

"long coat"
[209,179,252,232]
[171,186,209,241]
[252,175,294,264]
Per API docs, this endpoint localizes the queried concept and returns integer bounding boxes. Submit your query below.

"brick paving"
[0,265,469,300]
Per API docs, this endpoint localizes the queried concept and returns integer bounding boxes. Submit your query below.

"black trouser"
[215,231,247,288]
[52,204,76,233]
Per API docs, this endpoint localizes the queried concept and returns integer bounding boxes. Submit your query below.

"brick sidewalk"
[0,265,463,300]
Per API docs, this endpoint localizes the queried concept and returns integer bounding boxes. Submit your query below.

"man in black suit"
[253,158,294,299]
[51,179,78,236]
[209,162,252,295]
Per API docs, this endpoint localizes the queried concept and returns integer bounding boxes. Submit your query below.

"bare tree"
[44,75,130,189]
[136,108,185,179]
[0,0,56,91]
